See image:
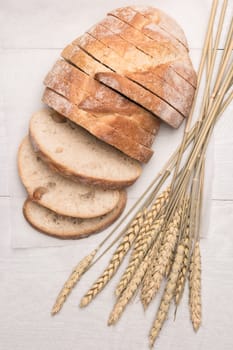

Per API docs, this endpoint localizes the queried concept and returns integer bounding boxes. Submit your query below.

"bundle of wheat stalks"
[51,0,233,347]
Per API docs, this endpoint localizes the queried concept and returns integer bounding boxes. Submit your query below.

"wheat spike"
[140,209,182,309]
[108,252,151,325]
[132,188,170,254]
[165,248,176,278]
[79,210,146,307]
[149,244,185,347]
[51,248,97,315]
[174,225,191,306]
[114,188,170,297]
[189,241,202,332]
[114,188,170,299]
[115,216,164,298]
[140,232,163,306]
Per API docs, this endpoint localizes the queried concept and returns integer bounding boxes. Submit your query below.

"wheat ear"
[108,251,151,325]
[140,231,163,306]
[79,210,146,307]
[114,189,170,297]
[51,248,97,315]
[165,246,176,278]
[131,188,170,254]
[140,209,182,309]
[149,244,185,348]
[174,225,191,306]
[115,216,164,298]
[189,241,202,332]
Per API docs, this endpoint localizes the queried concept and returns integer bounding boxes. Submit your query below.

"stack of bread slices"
[18,6,196,239]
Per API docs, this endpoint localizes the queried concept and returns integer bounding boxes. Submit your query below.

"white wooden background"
[0,0,233,349]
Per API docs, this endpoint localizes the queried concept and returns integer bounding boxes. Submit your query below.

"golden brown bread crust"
[42,88,154,163]
[94,15,196,91]
[61,47,160,134]
[133,6,188,48]
[23,191,127,239]
[110,6,188,50]
[100,14,187,56]
[95,15,195,90]
[62,43,185,127]
[44,60,158,147]
[108,7,196,87]
[29,130,141,190]
[108,7,196,88]
[74,34,186,124]
[87,22,195,117]
[65,36,184,127]
[86,25,189,117]
[95,72,184,128]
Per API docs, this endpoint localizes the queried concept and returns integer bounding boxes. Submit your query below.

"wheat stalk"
[79,210,146,307]
[51,248,97,315]
[115,216,164,298]
[140,208,182,309]
[108,251,152,325]
[189,241,202,332]
[149,244,185,347]
[174,225,191,306]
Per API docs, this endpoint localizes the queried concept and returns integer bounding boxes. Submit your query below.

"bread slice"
[18,136,122,218]
[110,6,188,50]
[23,191,126,239]
[42,89,154,162]
[64,38,184,127]
[61,47,160,134]
[29,109,142,189]
[95,72,184,128]
[109,7,196,87]
[87,23,193,117]
[44,60,157,147]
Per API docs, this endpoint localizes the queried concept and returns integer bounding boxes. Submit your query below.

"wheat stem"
[169,0,219,194]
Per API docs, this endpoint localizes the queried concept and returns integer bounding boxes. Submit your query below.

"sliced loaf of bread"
[109,7,196,87]
[29,109,142,188]
[95,72,184,128]
[23,191,126,239]
[18,136,121,218]
[61,46,160,134]
[44,60,157,148]
[45,59,160,136]
[62,43,184,127]
[93,15,192,84]
[87,23,193,117]
[42,89,154,162]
